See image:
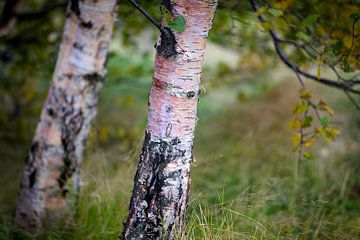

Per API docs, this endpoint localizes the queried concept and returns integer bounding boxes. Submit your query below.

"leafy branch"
[249,0,360,104]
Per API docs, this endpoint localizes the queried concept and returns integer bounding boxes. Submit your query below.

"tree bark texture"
[15,0,117,233]
[122,1,217,239]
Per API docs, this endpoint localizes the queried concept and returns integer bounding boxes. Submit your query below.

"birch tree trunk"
[15,0,117,233]
[122,1,217,239]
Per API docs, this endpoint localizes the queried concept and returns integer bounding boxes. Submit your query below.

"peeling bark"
[122,1,217,239]
[14,0,117,234]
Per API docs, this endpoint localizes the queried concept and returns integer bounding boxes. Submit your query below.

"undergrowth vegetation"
[1,50,360,240]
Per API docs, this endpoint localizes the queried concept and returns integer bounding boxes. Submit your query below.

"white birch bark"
[15,0,117,233]
[122,1,217,239]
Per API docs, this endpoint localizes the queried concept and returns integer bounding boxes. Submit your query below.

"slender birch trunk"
[122,1,217,239]
[15,0,117,233]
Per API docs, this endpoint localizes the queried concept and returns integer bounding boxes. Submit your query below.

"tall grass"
[1,69,360,239]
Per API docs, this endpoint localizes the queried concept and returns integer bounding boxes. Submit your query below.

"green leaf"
[261,21,273,30]
[296,31,311,42]
[161,5,172,25]
[255,6,268,16]
[268,9,283,17]
[303,116,313,128]
[301,14,319,27]
[168,16,186,32]
[320,116,329,127]
[164,12,171,25]
[293,102,309,114]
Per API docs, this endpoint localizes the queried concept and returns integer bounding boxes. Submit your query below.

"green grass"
[1,53,360,239]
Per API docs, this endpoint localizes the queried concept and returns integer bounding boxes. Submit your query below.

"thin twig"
[126,0,162,31]
[346,16,359,59]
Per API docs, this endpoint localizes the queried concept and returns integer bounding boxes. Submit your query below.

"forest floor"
[1,44,360,239]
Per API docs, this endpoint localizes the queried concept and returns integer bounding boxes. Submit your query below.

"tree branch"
[249,0,360,95]
[126,0,162,32]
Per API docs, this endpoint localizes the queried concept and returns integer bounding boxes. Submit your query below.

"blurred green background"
[0,1,360,239]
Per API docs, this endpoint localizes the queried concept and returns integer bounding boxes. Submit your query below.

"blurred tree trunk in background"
[0,0,21,35]
[15,0,117,234]
[121,0,217,239]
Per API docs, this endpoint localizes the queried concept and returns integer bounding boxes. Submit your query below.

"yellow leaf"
[322,128,341,141]
[261,22,273,30]
[304,137,316,147]
[317,55,323,80]
[288,119,302,130]
[293,102,308,114]
[303,152,314,160]
[273,0,293,10]
[330,128,341,136]
[344,36,353,48]
[317,64,321,80]
[291,133,301,151]
[315,26,326,36]
[324,128,341,141]
[300,89,311,99]
[256,7,268,16]
[318,100,335,115]
[317,55,324,63]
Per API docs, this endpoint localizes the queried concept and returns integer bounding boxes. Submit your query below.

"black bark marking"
[47,108,56,118]
[80,20,93,29]
[29,169,37,188]
[64,73,73,79]
[166,123,172,137]
[58,109,84,197]
[157,26,178,58]
[122,131,190,239]
[83,72,104,84]
[30,141,39,154]
[186,91,195,98]
[70,0,81,16]
[166,106,172,113]
[73,42,83,51]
